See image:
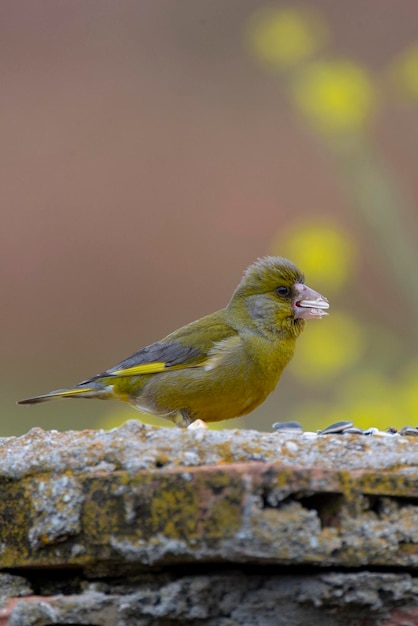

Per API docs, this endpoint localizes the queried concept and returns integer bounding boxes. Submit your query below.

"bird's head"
[229,256,329,337]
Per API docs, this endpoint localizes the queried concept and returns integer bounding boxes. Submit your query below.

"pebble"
[284,441,299,453]
[363,427,379,436]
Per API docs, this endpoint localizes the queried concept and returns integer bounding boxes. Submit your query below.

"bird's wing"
[92,317,239,379]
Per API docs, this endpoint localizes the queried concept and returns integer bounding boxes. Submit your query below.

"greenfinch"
[18,257,329,427]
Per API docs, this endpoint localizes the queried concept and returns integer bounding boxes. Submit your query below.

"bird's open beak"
[293,283,329,320]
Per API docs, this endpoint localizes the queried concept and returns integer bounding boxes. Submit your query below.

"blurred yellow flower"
[339,371,390,407]
[291,60,375,132]
[294,395,404,432]
[292,402,331,431]
[402,386,418,423]
[271,224,355,292]
[294,370,404,431]
[335,371,408,429]
[344,403,399,430]
[399,361,418,420]
[246,7,327,70]
[291,313,363,382]
[389,45,418,101]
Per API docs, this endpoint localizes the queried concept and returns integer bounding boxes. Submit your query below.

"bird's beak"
[293,283,329,320]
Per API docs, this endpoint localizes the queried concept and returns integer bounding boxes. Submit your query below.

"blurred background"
[3,1,418,436]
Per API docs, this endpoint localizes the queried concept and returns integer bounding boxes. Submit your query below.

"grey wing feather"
[109,341,201,371]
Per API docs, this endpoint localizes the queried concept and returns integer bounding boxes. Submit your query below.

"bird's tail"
[18,382,109,405]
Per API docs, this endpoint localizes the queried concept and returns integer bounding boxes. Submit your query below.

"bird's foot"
[187,419,208,430]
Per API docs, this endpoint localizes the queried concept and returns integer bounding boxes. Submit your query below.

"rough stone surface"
[0,574,32,599]
[0,422,417,625]
[1,571,418,626]
[1,420,417,479]
[0,422,417,571]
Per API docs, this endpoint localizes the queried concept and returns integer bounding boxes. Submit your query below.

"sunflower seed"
[318,421,353,435]
[272,421,303,433]
[399,426,418,437]
[342,427,365,435]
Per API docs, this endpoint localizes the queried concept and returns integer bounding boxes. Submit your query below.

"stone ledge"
[0,421,417,572]
[2,420,418,479]
[1,462,418,573]
[0,421,418,625]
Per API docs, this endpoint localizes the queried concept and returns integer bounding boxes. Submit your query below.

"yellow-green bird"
[18,257,329,427]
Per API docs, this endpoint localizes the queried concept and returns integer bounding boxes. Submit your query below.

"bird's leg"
[173,410,191,428]
[172,410,208,430]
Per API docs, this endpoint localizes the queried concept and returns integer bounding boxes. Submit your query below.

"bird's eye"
[276,286,290,297]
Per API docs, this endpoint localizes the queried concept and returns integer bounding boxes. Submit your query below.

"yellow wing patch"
[56,388,95,397]
[110,361,204,377]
